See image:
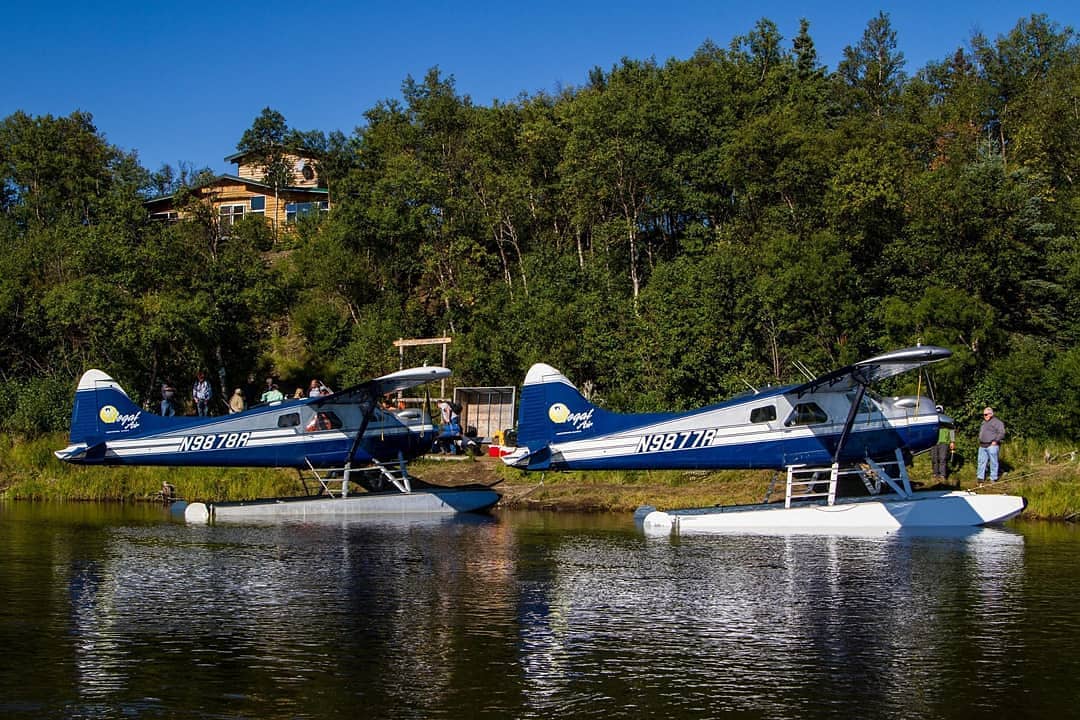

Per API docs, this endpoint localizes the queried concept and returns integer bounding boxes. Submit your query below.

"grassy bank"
[0,433,301,502]
[3,433,1079,520]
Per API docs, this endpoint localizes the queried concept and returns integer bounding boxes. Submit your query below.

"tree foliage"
[1,12,1078,441]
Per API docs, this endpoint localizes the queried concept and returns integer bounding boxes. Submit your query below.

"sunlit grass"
[0,433,303,502]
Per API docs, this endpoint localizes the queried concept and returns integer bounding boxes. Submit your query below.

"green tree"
[237,107,296,241]
[560,58,677,300]
[837,12,907,118]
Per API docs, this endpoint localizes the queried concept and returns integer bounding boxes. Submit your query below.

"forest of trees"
[1,13,1078,442]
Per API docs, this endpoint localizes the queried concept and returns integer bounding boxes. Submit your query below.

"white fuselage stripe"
[99,425,431,458]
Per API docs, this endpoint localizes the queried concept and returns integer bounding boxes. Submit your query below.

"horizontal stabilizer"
[54,440,106,462]
[500,445,549,470]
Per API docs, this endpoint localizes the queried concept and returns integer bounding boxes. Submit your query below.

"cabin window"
[285,201,329,223]
[305,411,343,432]
[249,195,265,214]
[219,204,245,226]
[846,392,875,415]
[750,405,776,423]
[277,412,300,428]
[784,402,828,427]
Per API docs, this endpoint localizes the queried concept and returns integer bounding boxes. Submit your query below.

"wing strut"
[832,382,867,465]
[342,388,377,497]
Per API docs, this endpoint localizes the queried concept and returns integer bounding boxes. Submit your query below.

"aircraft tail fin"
[59,370,168,462]
[508,364,620,470]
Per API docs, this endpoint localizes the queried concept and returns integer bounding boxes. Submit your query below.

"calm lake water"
[2,500,1079,719]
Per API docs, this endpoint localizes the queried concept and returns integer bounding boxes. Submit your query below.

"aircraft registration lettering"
[635,429,718,454]
[178,432,251,452]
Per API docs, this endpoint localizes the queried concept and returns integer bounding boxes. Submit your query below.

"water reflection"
[3,502,1079,719]
[512,524,1028,719]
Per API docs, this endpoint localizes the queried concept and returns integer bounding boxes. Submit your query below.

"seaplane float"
[56,366,500,523]
[503,346,1026,535]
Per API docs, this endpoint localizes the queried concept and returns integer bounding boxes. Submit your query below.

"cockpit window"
[750,405,776,423]
[846,392,875,415]
[784,402,828,427]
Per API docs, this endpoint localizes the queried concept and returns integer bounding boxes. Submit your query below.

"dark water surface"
[2,501,1079,719]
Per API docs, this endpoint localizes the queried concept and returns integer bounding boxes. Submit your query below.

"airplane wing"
[792,346,951,396]
[312,366,451,404]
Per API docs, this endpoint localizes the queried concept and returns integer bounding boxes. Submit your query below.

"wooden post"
[392,337,453,398]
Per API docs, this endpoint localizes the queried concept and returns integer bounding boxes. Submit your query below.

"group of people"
[159,372,334,416]
[160,371,218,417]
[252,377,331,406]
[931,405,1006,485]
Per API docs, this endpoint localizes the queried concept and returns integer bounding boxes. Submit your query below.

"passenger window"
[277,413,300,428]
[750,405,776,423]
[305,411,343,432]
[784,402,828,427]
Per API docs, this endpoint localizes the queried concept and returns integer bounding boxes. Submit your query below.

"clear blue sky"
[4,1,1077,175]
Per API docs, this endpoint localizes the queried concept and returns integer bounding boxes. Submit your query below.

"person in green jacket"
[931,405,955,484]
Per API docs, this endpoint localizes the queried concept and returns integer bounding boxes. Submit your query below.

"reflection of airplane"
[55,367,499,521]
[504,346,1025,532]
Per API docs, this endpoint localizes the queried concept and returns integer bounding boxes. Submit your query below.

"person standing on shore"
[977,406,1006,484]
[229,388,246,414]
[192,371,212,417]
[931,405,955,484]
[161,381,176,416]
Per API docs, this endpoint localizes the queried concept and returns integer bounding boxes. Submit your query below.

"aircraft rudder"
[68,370,157,443]
[516,364,603,449]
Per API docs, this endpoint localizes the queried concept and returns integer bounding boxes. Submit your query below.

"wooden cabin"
[144,149,329,234]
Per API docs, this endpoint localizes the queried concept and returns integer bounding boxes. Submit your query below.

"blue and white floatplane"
[504,346,1026,534]
[56,366,499,523]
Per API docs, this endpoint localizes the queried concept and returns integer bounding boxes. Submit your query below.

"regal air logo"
[548,403,571,423]
[548,403,594,431]
[99,405,141,432]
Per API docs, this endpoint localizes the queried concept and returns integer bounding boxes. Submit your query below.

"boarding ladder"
[783,464,841,508]
[781,448,915,508]
[303,455,412,497]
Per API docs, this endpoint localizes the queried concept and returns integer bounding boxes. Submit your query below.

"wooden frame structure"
[393,337,453,398]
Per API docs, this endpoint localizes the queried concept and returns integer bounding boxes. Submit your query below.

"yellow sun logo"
[548,403,570,424]
[99,405,119,424]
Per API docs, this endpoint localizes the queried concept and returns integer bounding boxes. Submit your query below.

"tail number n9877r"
[636,429,717,453]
